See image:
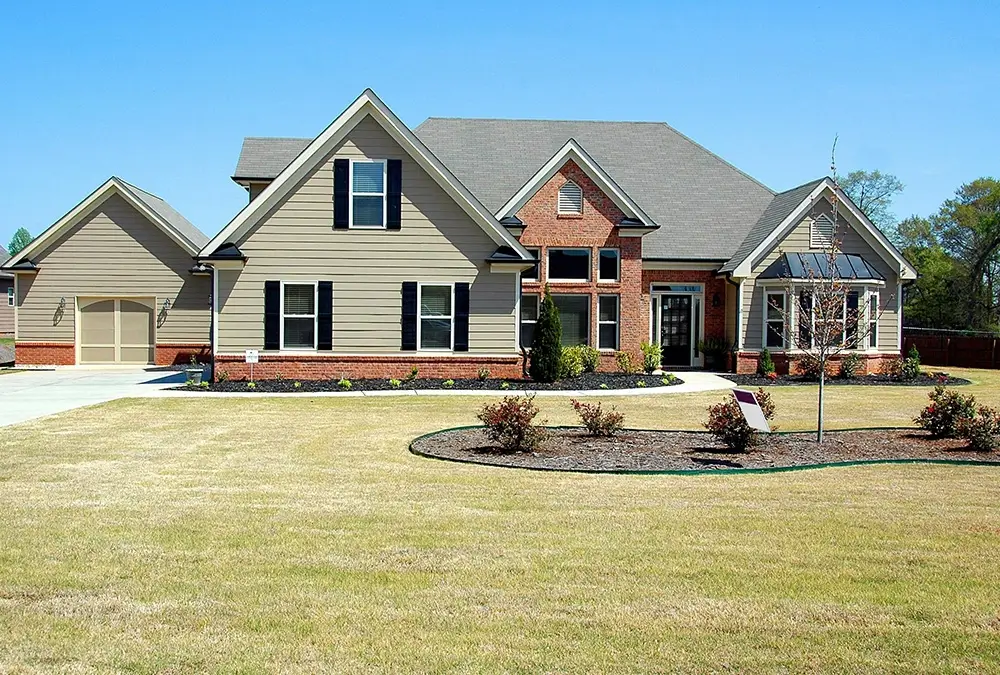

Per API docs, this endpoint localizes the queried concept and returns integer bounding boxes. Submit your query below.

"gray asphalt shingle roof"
[0,245,10,278]
[234,137,311,180]
[116,179,209,250]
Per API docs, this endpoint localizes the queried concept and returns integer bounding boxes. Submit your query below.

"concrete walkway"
[0,367,187,427]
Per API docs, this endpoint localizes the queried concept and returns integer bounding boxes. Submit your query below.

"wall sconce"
[58,297,66,310]
[163,298,171,311]
[712,293,721,308]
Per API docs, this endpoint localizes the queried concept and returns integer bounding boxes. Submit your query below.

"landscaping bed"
[179,372,684,393]
[727,372,970,387]
[411,427,999,473]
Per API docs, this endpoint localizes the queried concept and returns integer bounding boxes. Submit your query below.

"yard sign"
[245,349,259,381]
[733,389,771,432]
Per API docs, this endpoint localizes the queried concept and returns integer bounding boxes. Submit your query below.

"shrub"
[294,381,302,389]
[500,381,511,390]
[615,350,637,374]
[704,388,776,452]
[442,379,455,389]
[958,406,1000,452]
[636,380,647,388]
[389,378,402,388]
[908,345,921,364]
[640,341,662,373]
[198,381,210,389]
[404,366,419,383]
[915,385,977,438]
[529,287,562,383]
[477,367,491,382]
[577,345,601,373]
[758,348,776,376]
[477,395,547,452]
[216,370,229,383]
[338,378,352,390]
[599,383,609,390]
[571,399,625,437]
[840,353,864,379]
[559,346,585,379]
[662,373,679,386]
[901,354,922,381]
[882,356,903,379]
[246,381,256,390]
[796,353,823,380]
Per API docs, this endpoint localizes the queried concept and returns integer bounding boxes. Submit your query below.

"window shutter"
[401,282,418,350]
[317,281,333,351]
[558,181,583,214]
[264,281,281,350]
[333,159,350,229]
[845,291,859,348]
[810,214,835,248]
[387,159,402,230]
[454,282,470,352]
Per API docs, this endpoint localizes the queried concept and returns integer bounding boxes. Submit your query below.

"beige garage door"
[79,298,155,364]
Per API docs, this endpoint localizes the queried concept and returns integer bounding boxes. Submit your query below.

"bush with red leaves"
[477,395,548,452]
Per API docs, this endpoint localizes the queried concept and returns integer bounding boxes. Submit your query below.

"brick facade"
[641,269,729,359]
[736,351,896,376]
[15,342,75,366]
[155,344,211,367]
[214,354,522,382]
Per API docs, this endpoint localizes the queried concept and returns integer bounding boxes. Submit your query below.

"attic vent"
[557,181,583,214]
[810,214,835,248]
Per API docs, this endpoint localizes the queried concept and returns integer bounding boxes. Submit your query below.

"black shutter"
[454,282,470,352]
[333,159,350,229]
[317,281,333,351]
[401,282,418,350]
[386,159,402,230]
[264,281,281,350]
[798,291,812,349]
[845,291,859,348]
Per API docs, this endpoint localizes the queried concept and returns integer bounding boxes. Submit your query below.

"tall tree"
[836,170,904,235]
[7,227,32,255]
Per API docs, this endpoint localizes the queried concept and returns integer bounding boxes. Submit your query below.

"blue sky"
[1,0,997,249]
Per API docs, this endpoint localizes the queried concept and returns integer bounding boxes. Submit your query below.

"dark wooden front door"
[660,295,692,366]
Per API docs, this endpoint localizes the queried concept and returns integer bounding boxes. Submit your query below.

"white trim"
[12,274,17,339]
[211,267,219,358]
[348,159,387,229]
[809,213,835,248]
[4,177,201,268]
[598,248,620,283]
[897,281,903,350]
[417,282,455,352]
[867,288,880,351]
[597,294,620,351]
[521,247,540,282]
[762,290,787,350]
[513,276,522,352]
[495,139,655,227]
[648,282,705,367]
[279,281,319,351]
[755,277,886,287]
[557,180,584,214]
[519,292,539,349]
[215,351,521,359]
[547,247,591,283]
[735,279,744,350]
[199,89,531,261]
[6,285,12,307]
[642,260,722,271]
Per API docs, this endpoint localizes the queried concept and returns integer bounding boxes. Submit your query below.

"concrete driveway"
[0,368,187,427]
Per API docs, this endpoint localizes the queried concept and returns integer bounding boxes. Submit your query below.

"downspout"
[721,272,743,373]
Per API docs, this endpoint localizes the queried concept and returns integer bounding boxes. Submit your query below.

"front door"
[660,295,692,367]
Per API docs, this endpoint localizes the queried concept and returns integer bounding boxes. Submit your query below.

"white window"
[350,160,386,228]
[522,247,540,282]
[557,180,583,214]
[868,291,879,349]
[418,284,453,350]
[598,295,619,350]
[6,286,12,307]
[520,293,539,347]
[547,248,591,282]
[552,294,590,346]
[764,291,786,349]
[281,282,317,350]
[598,249,619,282]
[810,214,835,248]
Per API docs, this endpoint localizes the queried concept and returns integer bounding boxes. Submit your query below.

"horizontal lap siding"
[16,194,210,344]
[742,197,900,351]
[218,115,516,354]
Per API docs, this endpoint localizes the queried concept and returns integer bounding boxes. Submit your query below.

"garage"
[78,297,155,364]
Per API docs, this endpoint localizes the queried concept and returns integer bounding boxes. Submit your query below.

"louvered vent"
[810,214,835,248]
[557,181,583,214]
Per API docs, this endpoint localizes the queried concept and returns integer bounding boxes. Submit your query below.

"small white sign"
[733,389,771,432]
[245,349,259,364]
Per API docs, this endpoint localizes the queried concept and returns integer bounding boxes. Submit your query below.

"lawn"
[0,369,998,672]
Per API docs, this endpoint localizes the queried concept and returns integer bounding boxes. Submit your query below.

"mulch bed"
[727,372,970,388]
[177,373,683,393]
[411,427,999,473]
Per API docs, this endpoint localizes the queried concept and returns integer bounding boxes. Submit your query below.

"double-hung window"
[868,291,879,349]
[282,282,317,349]
[522,247,540,282]
[520,293,539,347]
[764,291,786,349]
[598,295,619,350]
[419,284,453,350]
[598,249,619,282]
[351,160,386,228]
[552,294,590,346]
[547,248,590,282]
[6,286,12,307]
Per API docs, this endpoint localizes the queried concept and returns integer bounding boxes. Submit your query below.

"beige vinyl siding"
[16,193,210,344]
[0,279,13,335]
[217,114,517,354]
[741,196,900,352]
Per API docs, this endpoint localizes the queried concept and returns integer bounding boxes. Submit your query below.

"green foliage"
[293,381,301,389]
[404,366,419,383]
[615,350,637,374]
[915,385,977,438]
[499,381,511,390]
[636,380,647,388]
[837,170,904,234]
[958,406,1000,452]
[640,341,661,373]
[477,367,491,381]
[571,399,625,437]
[442,379,455,389]
[576,345,601,373]
[216,370,229,383]
[758,349,776,376]
[7,227,32,256]
[661,374,679,386]
[907,345,921,363]
[704,388,776,452]
[338,378,352,390]
[389,378,402,388]
[559,345,588,379]
[599,383,609,390]
[529,287,562,383]
[839,353,864,379]
[901,353,922,381]
[477,395,547,452]
[246,381,256,390]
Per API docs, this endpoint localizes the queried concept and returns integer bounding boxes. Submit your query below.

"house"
[1,178,211,365]
[0,246,13,337]
[3,89,917,375]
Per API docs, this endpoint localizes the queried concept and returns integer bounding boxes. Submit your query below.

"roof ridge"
[243,136,312,141]
[114,176,165,201]
[420,116,672,125]
[776,176,828,195]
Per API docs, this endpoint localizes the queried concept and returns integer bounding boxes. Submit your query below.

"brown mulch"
[411,428,1000,473]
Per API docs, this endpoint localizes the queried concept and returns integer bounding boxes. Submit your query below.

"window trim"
[598,294,620,351]
[6,285,12,307]
[557,180,583,214]
[810,213,835,249]
[868,289,879,350]
[546,247,591,283]
[598,248,620,283]
[763,290,787,350]
[279,281,319,351]
[551,293,591,346]
[348,159,387,229]
[522,247,540,282]
[417,282,455,352]
[519,292,539,348]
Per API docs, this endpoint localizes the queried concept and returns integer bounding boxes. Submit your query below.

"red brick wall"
[641,270,728,351]
[15,342,75,366]
[214,354,523,382]
[736,351,899,376]
[155,344,211,367]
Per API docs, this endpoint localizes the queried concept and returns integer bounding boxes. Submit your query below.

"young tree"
[836,169,904,235]
[529,285,562,382]
[7,227,32,255]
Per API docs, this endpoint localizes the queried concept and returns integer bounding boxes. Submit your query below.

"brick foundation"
[15,342,75,366]
[213,354,524,381]
[155,344,211,367]
[736,351,901,376]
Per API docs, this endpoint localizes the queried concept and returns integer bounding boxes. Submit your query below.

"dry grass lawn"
[0,368,999,672]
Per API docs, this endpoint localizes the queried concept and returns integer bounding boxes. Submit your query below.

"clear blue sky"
[1,0,997,249]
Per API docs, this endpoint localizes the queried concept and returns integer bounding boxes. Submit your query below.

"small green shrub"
[529,287,563,383]
[442,379,455,389]
[662,374,679,386]
[599,383,609,390]
[198,381,210,389]
[908,345,921,364]
[758,349,776,376]
[500,381,511,390]
[216,370,229,383]
[636,380,647,388]
[571,399,625,437]
[958,406,1000,452]
[704,388,776,452]
[274,372,284,382]
[901,355,922,381]
[840,353,864,379]
[477,367,491,381]
[640,341,662,373]
[615,350,637,374]
[404,367,419,383]
[338,378,352,390]
[477,395,547,452]
[389,378,402,388]
[915,385,977,438]
[559,346,585,379]
[293,381,302,389]
[246,381,256,390]
[577,345,601,373]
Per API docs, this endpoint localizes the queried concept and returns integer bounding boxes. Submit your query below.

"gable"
[517,159,626,239]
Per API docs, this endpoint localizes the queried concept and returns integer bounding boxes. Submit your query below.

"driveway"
[0,368,187,427]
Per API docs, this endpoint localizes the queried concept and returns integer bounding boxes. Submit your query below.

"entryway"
[652,284,704,368]
[78,298,155,364]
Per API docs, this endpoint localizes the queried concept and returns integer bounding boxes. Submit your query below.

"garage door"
[79,298,155,364]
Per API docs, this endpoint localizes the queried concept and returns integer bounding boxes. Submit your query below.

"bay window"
[764,291,786,349]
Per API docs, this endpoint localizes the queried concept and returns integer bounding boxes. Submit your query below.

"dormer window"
[810,213,835,248]
[557,180,583,214]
